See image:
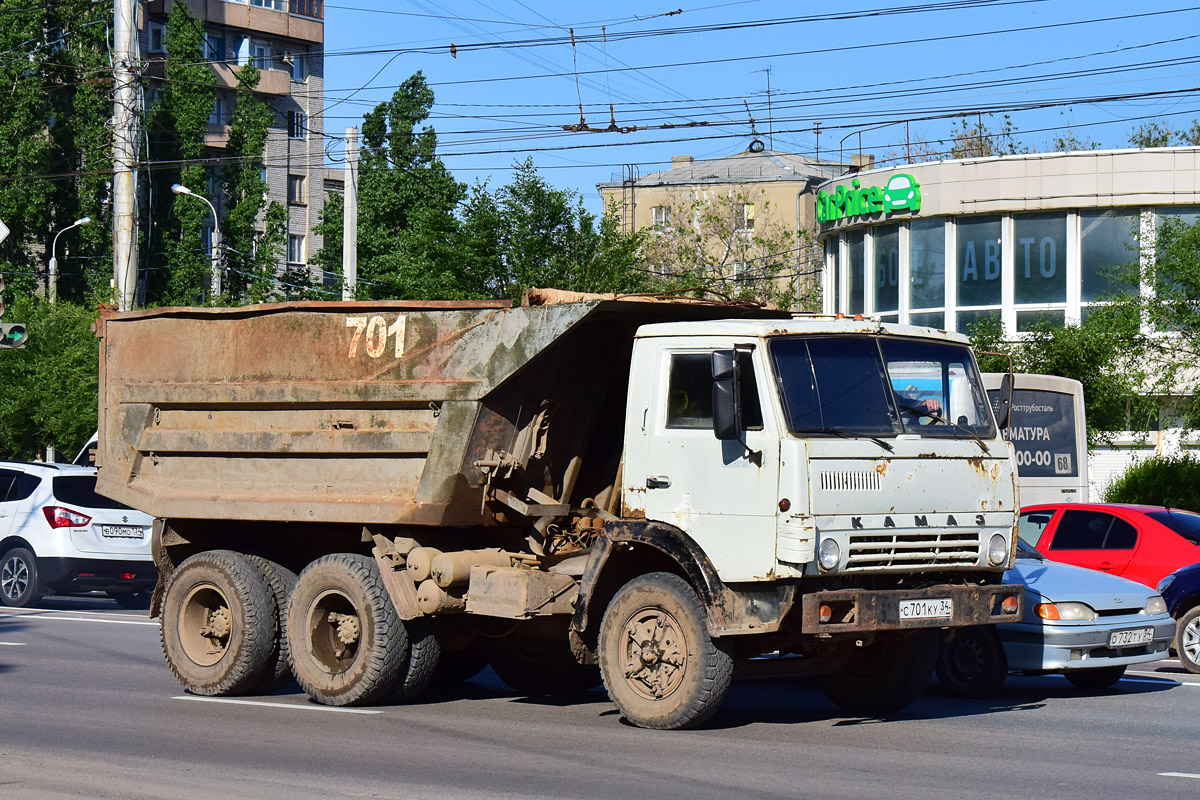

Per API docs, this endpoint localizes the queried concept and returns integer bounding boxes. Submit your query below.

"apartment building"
[143,0,325,291]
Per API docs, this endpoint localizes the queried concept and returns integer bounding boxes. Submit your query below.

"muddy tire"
[598,572,733,730]
[936,626,1007,698]
[287,553,409,707]
[387,618,441,702]
[245,556,298,693]
[820,630,938,714]
[490,634,602,696]
[160,550,277,696]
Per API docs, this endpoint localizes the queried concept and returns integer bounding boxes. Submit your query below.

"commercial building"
[815,146,1200,494]
[143,0,325,288]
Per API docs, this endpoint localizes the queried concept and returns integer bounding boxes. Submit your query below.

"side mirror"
[995,372,1013,430]
[711,350,742,440]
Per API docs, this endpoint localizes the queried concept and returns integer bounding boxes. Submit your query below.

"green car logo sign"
[817,173,922,224]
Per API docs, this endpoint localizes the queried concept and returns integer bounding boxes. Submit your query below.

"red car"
[1019,503,1200,588]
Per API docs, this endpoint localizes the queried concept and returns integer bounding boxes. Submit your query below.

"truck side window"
[666,352,762,430]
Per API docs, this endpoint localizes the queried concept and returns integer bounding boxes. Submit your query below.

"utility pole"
[112,0,140,312]
[342,126,359,301]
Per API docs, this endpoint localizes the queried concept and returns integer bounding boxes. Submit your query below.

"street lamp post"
[171,184,222,298]
[48,217,92,303]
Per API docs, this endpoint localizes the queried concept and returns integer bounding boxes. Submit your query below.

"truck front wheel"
[598,572,733,730]
[820,630,938,713]
[287,553,410,706]
[160,550,276,696]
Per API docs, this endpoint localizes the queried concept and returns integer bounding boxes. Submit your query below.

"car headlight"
[1035,602,1096,621]
[987,533,1008,566]
[818,538,840,572]
[1157,575,1175,594]
[1146,595,1168,615]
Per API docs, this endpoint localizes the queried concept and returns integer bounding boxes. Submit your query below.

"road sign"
[0,323,27,349]
[0,218,8,245]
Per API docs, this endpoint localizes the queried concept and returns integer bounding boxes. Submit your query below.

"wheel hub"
[621,608,687,700]
[1,557,28,600]
[178,584,234,667]
[1184,618,1200,663]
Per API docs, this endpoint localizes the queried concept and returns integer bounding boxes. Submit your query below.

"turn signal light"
[1035,603,1060,620]
[819,604,833,623]
[1001,595,1020,615]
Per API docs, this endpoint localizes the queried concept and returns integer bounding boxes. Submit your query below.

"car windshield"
[769,336,995,439]
[52,475,131,510]
[1146,510,1200,546]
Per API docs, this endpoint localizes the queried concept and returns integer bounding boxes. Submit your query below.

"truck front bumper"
[799,583,1022,634]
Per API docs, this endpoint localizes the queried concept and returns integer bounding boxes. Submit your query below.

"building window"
[288,234,306,264]
[250,0,286,11]
[847,230,865,315]
[874,224,900,314]
[288,174,307,206]
[285,52,307,81]
[737,203,755,231]
[148,22,165,53]
[250,40,272,71]
[288,111,307,139]
[909,218,945,312]
[208,93,229,126]
[1081,209,1140,303]
[651,205,671,228]
[1014,212,1067,305]
[956,215,1002,308]
[289,0,324,19]
[204,34,226,63]
[827,238,840,312]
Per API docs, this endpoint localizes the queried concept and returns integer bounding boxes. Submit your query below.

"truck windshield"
[770,336,995,440]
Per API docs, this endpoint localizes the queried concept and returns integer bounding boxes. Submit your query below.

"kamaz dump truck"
[96,293,1021,730]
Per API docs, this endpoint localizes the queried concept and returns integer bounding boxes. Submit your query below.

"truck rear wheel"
[598,572,733,730]
[490,635,601,696]
[820,630,938,713]
[386,618,441,702]
[287,553,409,706]
[245,555,298,693]
[160,550,276,696]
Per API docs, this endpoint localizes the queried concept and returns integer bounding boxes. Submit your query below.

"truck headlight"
[818,539,840,572]
[1146,595,1168,615]
[987,533,1008,566]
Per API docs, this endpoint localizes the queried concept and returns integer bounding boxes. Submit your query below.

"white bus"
[983,373,1087,506]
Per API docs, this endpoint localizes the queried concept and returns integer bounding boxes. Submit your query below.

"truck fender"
[570,521,796,649]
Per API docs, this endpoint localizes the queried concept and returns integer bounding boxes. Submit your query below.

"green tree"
[949,114,1028,159]
[0,295,98,460]
[146,2,215,306]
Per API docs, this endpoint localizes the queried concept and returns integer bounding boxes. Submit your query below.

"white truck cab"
[624,316,1018,586]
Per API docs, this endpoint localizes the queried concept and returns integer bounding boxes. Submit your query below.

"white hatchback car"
[0,461,156,608]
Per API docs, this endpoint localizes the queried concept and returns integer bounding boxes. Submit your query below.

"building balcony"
[211,61,291,95]
[148,0,322,43]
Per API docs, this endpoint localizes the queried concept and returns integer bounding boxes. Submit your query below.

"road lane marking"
[1160,773,1200,779]
[0,612,158,627]
[173,696,384,715]
[0,641,25,646]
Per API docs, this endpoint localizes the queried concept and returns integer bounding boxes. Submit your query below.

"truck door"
[640,345,781,582]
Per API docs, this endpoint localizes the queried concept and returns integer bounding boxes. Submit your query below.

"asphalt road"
[0,597,1197,800]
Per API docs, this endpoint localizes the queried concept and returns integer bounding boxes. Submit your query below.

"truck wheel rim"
[305,589,362,676]
[1184,618,1200,665]
[945,635,985,685]
[1,556,28,600]
[178,583,233,667]
[619,606,688,701]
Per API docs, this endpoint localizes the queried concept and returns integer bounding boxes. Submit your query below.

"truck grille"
[819,470,881,492]
[845,531,981,570]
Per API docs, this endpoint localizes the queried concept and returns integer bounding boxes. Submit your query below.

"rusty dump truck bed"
[96,298,781,527]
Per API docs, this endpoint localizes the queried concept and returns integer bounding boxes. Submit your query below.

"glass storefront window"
[1014,213,1066,304]
[909,311,944,329]
[1081,210,1139,302]
[957,309,1001,336]
[1017,309,1066,331]
[874,225,900,313]
[828,238,841,311]
[909,218,945,310]
[848,230,865,315]
[957,216,1002,307]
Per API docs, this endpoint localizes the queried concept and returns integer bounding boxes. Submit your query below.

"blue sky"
[321,0,1200,212]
